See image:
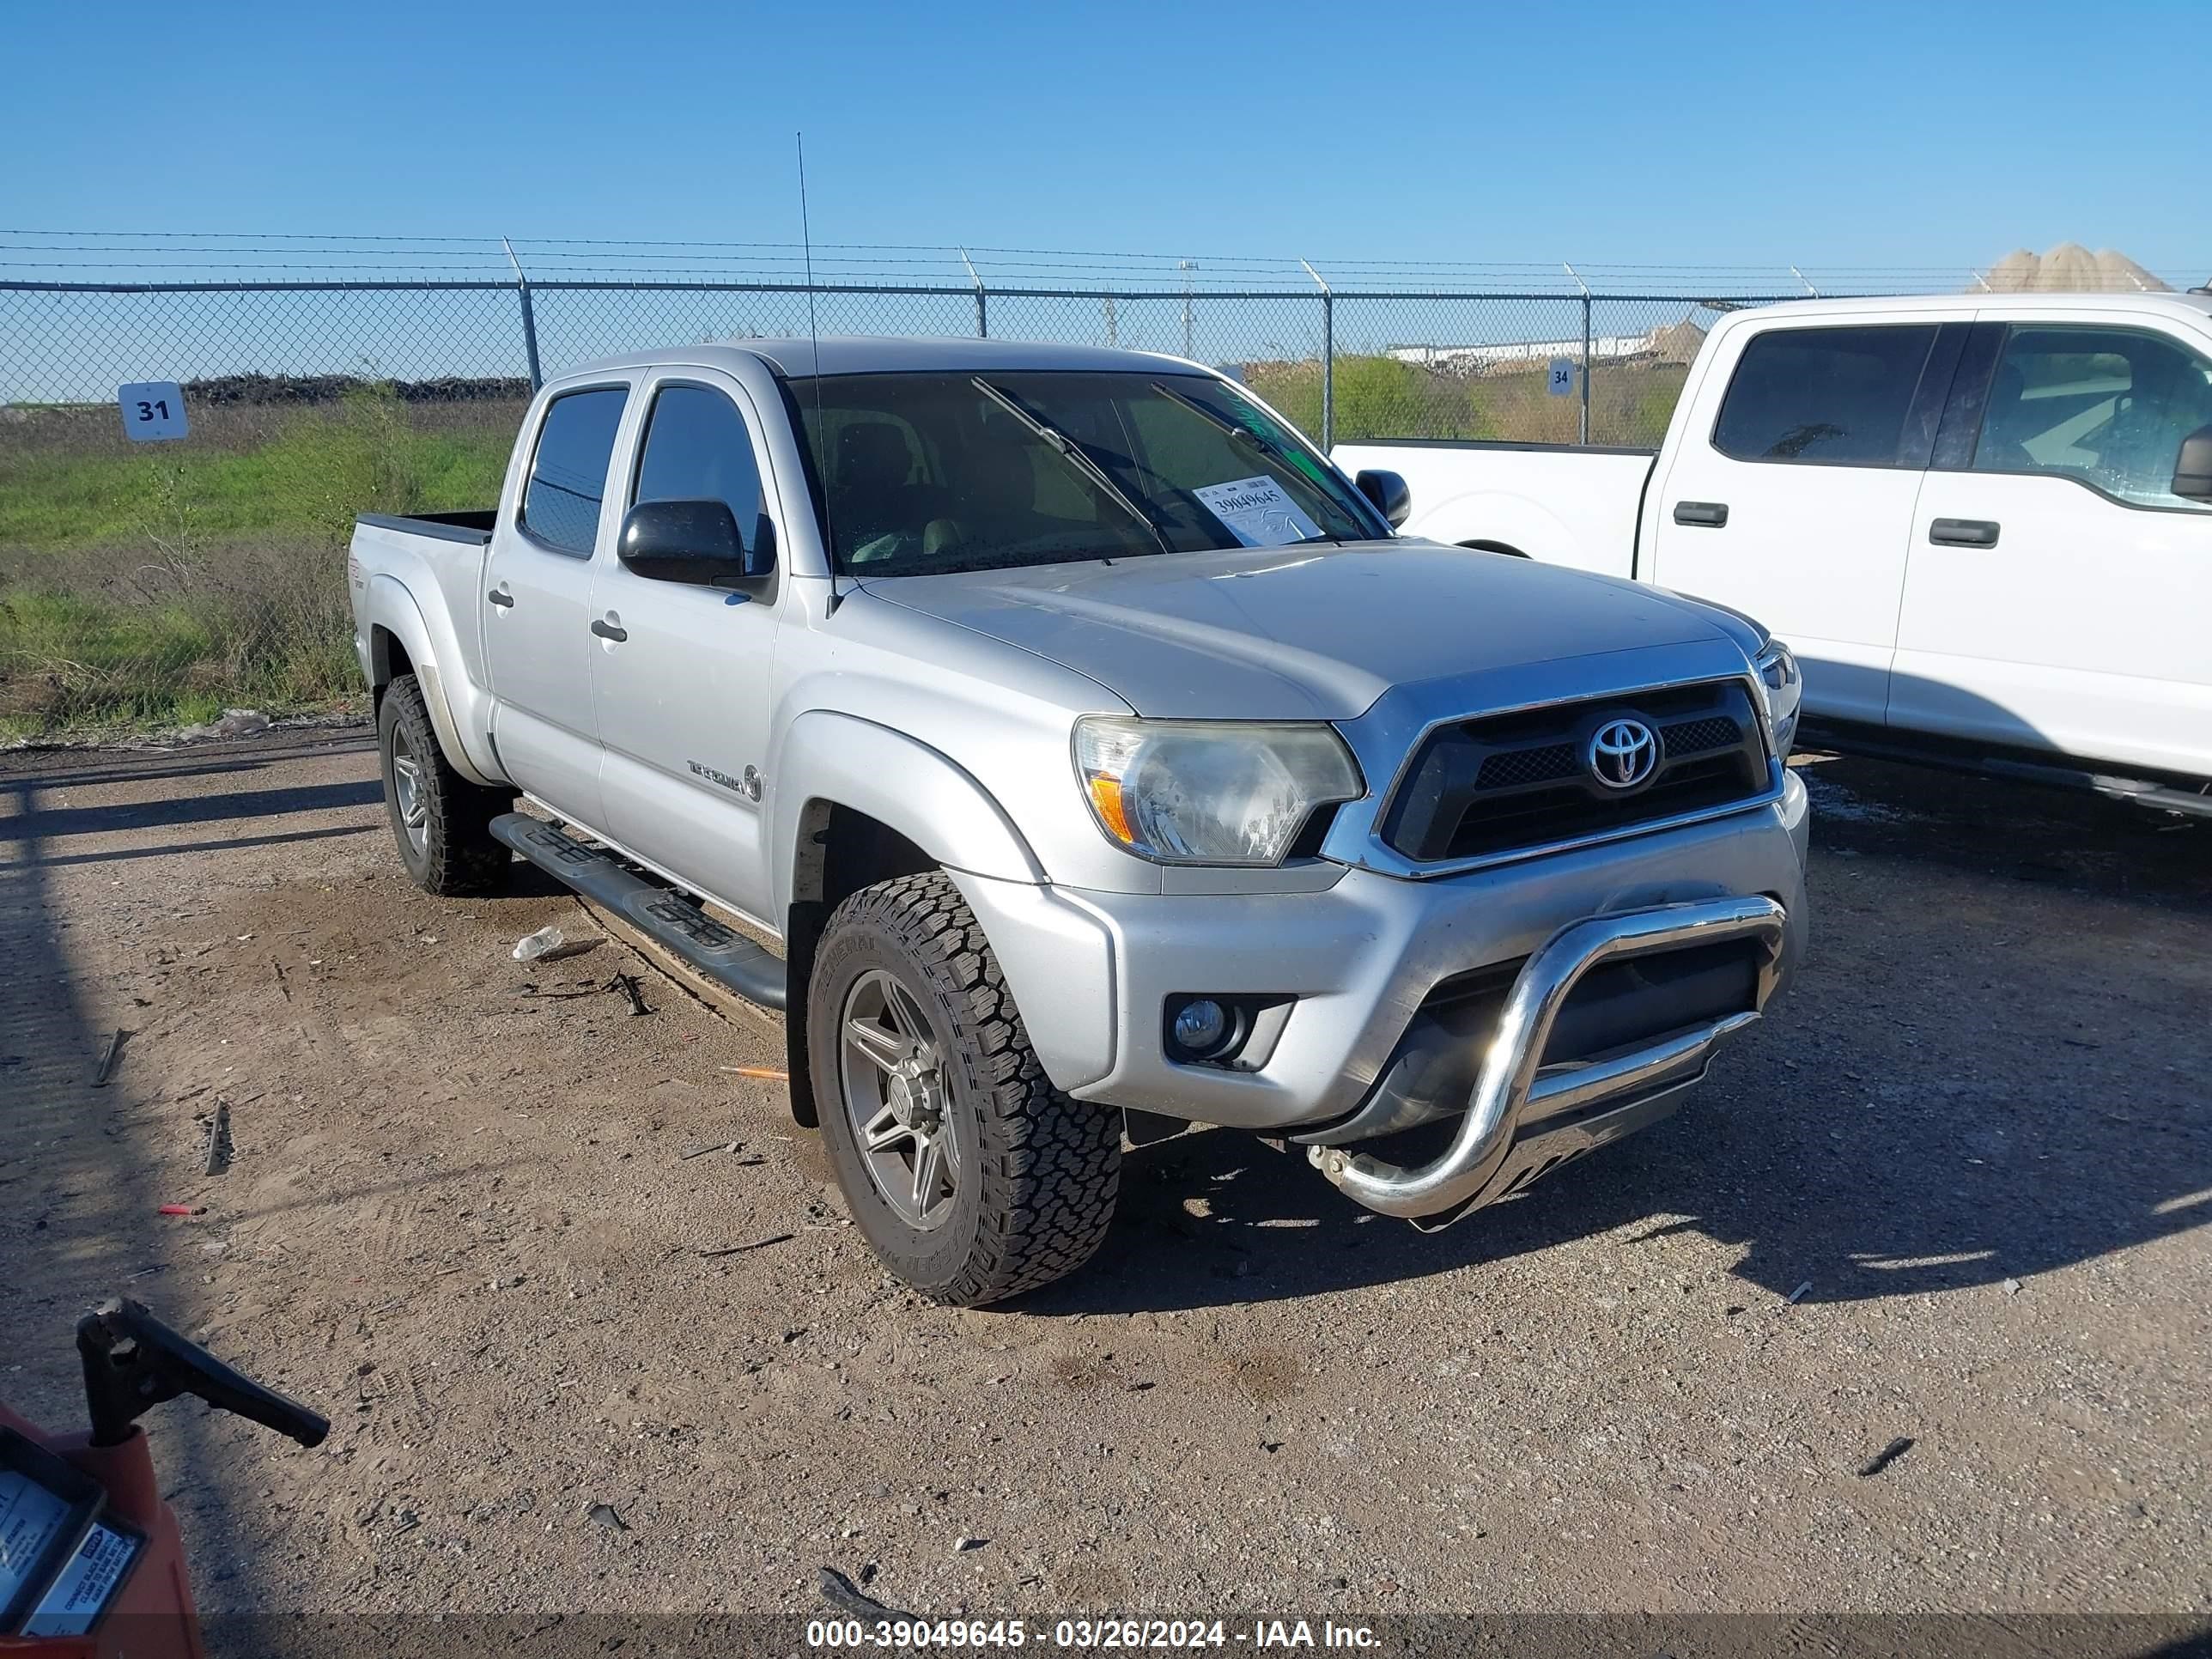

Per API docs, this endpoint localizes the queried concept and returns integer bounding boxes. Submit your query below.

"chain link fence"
[1,275,1781,438]
[0,272,1794,736]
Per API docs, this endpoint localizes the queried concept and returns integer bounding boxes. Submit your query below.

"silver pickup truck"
[347,336,1811,1306]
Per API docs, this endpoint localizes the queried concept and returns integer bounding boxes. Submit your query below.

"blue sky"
[3,0,2204,281]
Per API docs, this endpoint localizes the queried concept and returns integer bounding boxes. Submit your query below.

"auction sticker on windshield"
[1193,476,1322,548]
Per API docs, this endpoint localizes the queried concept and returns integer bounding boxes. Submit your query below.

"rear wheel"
[809,872,1121,1305]
[377,674,511,896]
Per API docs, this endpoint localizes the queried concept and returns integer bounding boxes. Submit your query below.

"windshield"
[786,369,1388,576]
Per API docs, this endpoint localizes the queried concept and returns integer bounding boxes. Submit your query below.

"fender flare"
[364,575,501,788]
[769,710,1045,921]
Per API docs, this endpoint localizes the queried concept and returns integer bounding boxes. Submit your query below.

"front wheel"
[809,872,1121,1306]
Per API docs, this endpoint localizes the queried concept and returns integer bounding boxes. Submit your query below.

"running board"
[489,813,787,1012]
[1799,721,2212,819]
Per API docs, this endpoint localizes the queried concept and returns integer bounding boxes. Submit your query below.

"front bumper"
[1309,893,1784,1222]
[949,769,1809,1135]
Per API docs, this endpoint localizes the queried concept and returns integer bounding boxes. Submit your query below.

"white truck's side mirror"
[2172,425,2212,503]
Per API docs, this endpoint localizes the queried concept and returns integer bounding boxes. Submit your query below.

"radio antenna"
[797,131,840,605]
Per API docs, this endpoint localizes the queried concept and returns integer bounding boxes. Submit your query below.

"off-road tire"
[377,673,512,896]
[810,872,1121,1306]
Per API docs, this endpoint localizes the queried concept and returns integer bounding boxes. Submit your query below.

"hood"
[858,542,1733,720]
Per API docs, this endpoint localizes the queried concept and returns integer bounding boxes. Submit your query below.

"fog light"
[1171,999,1229,1056]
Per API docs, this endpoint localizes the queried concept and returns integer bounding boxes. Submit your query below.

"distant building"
[1385,315,1706,373]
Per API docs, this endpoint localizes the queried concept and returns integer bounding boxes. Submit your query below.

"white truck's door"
[1896,315,2212,778]
[1645,319,1947,726]
[588,370,786,928]
[483,380,636,831]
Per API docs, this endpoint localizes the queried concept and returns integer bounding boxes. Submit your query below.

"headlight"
[1755,640,1802,760]
[1073,716,1364,866]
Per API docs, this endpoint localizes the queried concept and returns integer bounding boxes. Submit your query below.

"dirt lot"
[3,730,2208,1650]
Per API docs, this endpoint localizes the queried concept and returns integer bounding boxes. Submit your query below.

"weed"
[0,386,513,737]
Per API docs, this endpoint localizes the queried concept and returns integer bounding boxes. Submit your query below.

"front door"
[1896,316,2212,777]
[1645,319,1949,726]
[483,380,635,831]
[590,371,787,928]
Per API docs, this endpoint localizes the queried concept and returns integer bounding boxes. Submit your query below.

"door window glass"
[632,384,772,548]
[520,387,628,556]
[1972,325,2212,511]
[1711,325,1940,465]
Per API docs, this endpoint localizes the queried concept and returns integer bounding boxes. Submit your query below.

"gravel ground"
[2,729,2207,1647]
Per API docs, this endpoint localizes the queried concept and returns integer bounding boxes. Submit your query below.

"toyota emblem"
[1587,718,1660,790]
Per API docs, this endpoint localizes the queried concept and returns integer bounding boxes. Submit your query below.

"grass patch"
[0,546,366,737]
[0,385,512,738]
[1243,353,1689,447]
[0,396,512,556]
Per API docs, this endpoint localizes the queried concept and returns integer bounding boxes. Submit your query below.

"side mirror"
[617,499,775,586]
[1354,468,1412,530]
[2173,425,2212,503]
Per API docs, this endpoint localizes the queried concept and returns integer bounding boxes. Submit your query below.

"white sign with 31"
[118,381,189,441]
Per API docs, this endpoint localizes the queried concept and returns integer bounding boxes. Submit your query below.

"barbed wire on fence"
[6,229,2203,295]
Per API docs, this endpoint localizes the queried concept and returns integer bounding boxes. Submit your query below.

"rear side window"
[1712,325,1940,465]
[633,385,771,546]
[1972,325,2212,511]
[521,387,628,556]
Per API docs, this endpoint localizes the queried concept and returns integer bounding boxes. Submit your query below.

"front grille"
[1381,679,1771,864]
[1661,715,1741,756]
[1475,743,1578,789]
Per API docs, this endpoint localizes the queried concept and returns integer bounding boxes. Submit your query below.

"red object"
[0,1404,203,1657]
[154,1207,196,1218]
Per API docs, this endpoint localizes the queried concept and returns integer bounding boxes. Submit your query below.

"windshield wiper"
[971,378,1171,557]
[1148,379,1296,459]
[1147,380,1371,540]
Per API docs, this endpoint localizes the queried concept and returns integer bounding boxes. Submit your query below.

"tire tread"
[380,675,511,897]
[819,871,1120,1305]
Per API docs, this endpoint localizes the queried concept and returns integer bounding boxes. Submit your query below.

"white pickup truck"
[1338,291,2212,815]
[348,336,1811,1305]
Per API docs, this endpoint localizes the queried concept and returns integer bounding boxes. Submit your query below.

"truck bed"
[1331,441,1654,580]
[355,508,497,545]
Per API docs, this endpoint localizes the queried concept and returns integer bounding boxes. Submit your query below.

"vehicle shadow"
[1030,761,2212,1316]
[0,751,365,1654]
[12,732,374,795]
[6,778,384,842]
[1794,750,2211,914]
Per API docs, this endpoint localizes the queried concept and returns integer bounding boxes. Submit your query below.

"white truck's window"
[1972,325,2212,512]
[1712,325,1938,466]
[520,387,629,556]
[789,370,1384,574]
[632,385,771,548]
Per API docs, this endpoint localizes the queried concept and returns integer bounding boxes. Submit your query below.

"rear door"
[589,370,787,927]
[1896,315,2212,776]
[483,381,635,830]
[1645,318,1954,725]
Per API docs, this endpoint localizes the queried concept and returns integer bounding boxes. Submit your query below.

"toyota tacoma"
[347,336,1810,1305]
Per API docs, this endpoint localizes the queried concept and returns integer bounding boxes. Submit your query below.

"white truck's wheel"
[808,872,1121,1305]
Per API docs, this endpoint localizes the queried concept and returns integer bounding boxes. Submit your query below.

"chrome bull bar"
[1309,895,1788,1223]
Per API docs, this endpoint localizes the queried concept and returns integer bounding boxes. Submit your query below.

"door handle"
[1929,518,2000,548]
[487,588,514,608]
[590,617,628,642]
[1672,501,1729,527]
